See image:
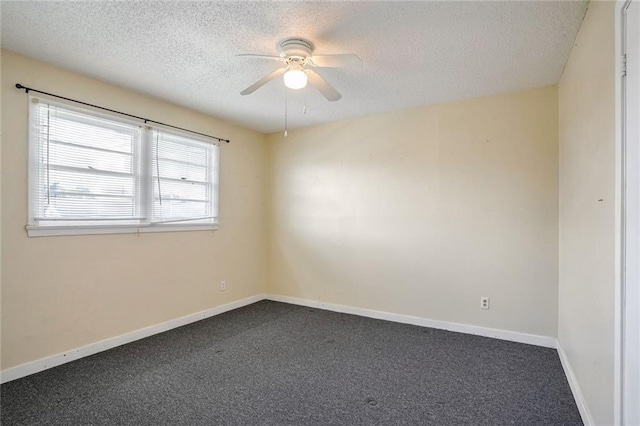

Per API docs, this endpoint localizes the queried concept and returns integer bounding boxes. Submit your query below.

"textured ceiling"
[1,1,587,134]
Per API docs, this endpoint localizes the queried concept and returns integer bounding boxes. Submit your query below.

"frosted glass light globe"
[283,69,308,89]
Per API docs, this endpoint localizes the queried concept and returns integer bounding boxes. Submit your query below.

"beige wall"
[558,1,617,425]
[267,86,559,338]
[0,50,268,370]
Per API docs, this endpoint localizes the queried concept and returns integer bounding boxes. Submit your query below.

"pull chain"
[303,85,308,115]
[284,90,288,137]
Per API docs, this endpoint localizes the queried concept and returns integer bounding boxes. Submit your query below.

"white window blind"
[152,130,218,225]
[30,99,143,226]
[28,97,220,236]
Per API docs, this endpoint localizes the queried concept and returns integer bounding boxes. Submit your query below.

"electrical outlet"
[220,281,226,291]
[480,297,490,310]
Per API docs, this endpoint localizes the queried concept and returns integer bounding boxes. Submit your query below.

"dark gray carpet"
[1,301,581,425]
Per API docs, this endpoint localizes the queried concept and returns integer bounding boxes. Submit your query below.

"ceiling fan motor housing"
[279,38,313,59]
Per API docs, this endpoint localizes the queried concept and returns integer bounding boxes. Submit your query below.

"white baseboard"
[556,341,594,426]
[0,294,266,384]
[0,293,562,386]
[265,294,557,348]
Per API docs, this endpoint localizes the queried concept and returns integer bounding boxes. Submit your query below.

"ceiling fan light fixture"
[283,69,308,90]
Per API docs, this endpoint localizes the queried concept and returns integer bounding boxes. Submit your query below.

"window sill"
[26,223,219,237]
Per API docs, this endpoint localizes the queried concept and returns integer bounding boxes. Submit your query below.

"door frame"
[616,1,639,424]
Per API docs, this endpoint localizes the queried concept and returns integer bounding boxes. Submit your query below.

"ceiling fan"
[238,38,362,102]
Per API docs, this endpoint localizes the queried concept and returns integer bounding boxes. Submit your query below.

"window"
[27,97,220,236]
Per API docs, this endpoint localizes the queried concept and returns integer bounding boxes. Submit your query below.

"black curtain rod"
[15,83,230,144]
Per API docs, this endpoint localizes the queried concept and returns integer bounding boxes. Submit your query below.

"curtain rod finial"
[15,83,29,93]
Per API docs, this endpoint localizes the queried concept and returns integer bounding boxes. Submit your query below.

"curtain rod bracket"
[14,83,230,143]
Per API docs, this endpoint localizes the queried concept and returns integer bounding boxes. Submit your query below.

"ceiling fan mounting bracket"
[279,38,314,59]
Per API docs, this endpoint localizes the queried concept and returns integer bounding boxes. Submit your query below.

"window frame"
[26,96,220,237]
[149,125,220,227]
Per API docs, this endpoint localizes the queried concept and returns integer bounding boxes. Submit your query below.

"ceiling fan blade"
[308,54,362,68]
[306,69,342,102]
[236,54,285,61]
[240,68,286,95]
